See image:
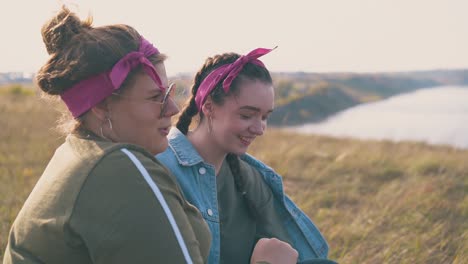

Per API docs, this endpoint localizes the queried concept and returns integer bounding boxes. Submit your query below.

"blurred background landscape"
[1,0,467,263]
[1,70,467,263]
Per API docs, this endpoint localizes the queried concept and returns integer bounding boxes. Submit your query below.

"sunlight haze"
[1,0,467,76]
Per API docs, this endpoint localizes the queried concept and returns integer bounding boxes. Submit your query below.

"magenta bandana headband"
[60,37,162,118]
[194,47,276,112]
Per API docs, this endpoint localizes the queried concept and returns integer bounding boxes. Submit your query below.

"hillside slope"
[269,69,468,126]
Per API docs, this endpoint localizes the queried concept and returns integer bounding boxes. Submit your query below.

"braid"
[175,99,198,135]
[226,153,258,219]
[226,154,243,193]
[176,54,239,135]
[175,59,209,134]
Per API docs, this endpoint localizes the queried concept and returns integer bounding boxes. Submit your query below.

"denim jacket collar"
[167,128,205,166]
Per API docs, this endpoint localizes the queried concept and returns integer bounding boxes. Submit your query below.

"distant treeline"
[2,69,468,126]
[0,72,34,85]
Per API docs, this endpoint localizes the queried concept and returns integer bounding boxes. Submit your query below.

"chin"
[231,147,248,156]
[150,142,168,155]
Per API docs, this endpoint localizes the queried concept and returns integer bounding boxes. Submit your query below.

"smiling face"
[209,79,274,155]
[107,62,179,155]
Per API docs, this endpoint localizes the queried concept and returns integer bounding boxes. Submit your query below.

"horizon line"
[1,67,467,78]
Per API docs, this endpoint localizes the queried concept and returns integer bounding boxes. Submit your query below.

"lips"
[159,126,171,136]
[239,135,255,146]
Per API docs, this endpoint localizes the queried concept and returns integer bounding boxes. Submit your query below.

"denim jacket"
[157,128,329,263]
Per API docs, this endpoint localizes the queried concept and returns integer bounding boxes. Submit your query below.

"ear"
[201,97,215,117]
[90,100,110,121]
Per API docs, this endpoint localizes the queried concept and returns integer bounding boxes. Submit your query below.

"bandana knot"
[194,47,276,111]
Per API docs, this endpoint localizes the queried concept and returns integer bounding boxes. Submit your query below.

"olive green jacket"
[3,134,211,264]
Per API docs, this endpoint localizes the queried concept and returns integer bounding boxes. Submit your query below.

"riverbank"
[289,86,468,150]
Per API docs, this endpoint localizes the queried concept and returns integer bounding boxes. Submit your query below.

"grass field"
[1,88,467,263]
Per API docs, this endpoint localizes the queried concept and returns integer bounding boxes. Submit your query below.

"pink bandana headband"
[194,47,276,112]
[60,36,162,118]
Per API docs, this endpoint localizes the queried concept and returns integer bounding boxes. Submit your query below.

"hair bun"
[41,6,92,55]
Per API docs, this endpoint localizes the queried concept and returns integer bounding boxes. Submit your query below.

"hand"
[250,238,299,264]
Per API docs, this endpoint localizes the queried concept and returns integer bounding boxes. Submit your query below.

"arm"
[69,148,209,264]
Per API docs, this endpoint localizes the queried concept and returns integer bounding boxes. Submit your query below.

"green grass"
[1,91,467,263]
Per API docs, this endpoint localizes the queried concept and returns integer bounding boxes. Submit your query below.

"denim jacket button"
[207,209,213,216]
[198,167,206,175]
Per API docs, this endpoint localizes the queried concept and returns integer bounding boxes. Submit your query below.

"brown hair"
[176,52,273,218]
[36,6,166,133]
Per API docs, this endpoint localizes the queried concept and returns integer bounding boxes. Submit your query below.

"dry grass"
[249,130,468,264]
[1,88,467,263]
[0,89,64,257]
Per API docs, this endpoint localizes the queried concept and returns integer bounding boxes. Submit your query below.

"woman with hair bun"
[3,6,211,264]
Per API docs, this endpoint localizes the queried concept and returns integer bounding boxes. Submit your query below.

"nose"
[162,98,180,117]
[249,119,266,136]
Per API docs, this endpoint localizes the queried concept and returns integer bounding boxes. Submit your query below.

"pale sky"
[0,0,467,76]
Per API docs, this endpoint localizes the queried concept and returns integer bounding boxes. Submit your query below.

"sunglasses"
[112,82,176,118]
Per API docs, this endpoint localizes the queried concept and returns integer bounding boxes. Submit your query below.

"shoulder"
[71,145,184,228]
[67,146,210,263]
[55,136,175,193]
[238,158,262,178]
[240,153,273,171]
[238,158,270,193]
[239,153,287,199]
[92,146,177,190]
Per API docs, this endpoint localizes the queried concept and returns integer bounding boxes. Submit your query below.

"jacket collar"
[167,127,205,166]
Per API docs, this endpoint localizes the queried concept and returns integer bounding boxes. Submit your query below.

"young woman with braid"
[157,49,331,264]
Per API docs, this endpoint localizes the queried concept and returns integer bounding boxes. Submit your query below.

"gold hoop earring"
[107,118,113,130]
[99,117,113,140]
[208,116,213,134]
[99,125,107,139]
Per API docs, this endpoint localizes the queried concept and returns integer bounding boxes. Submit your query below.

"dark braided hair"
[176,52,273,219]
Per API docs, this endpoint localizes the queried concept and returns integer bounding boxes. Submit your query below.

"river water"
[291,86,468,149]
